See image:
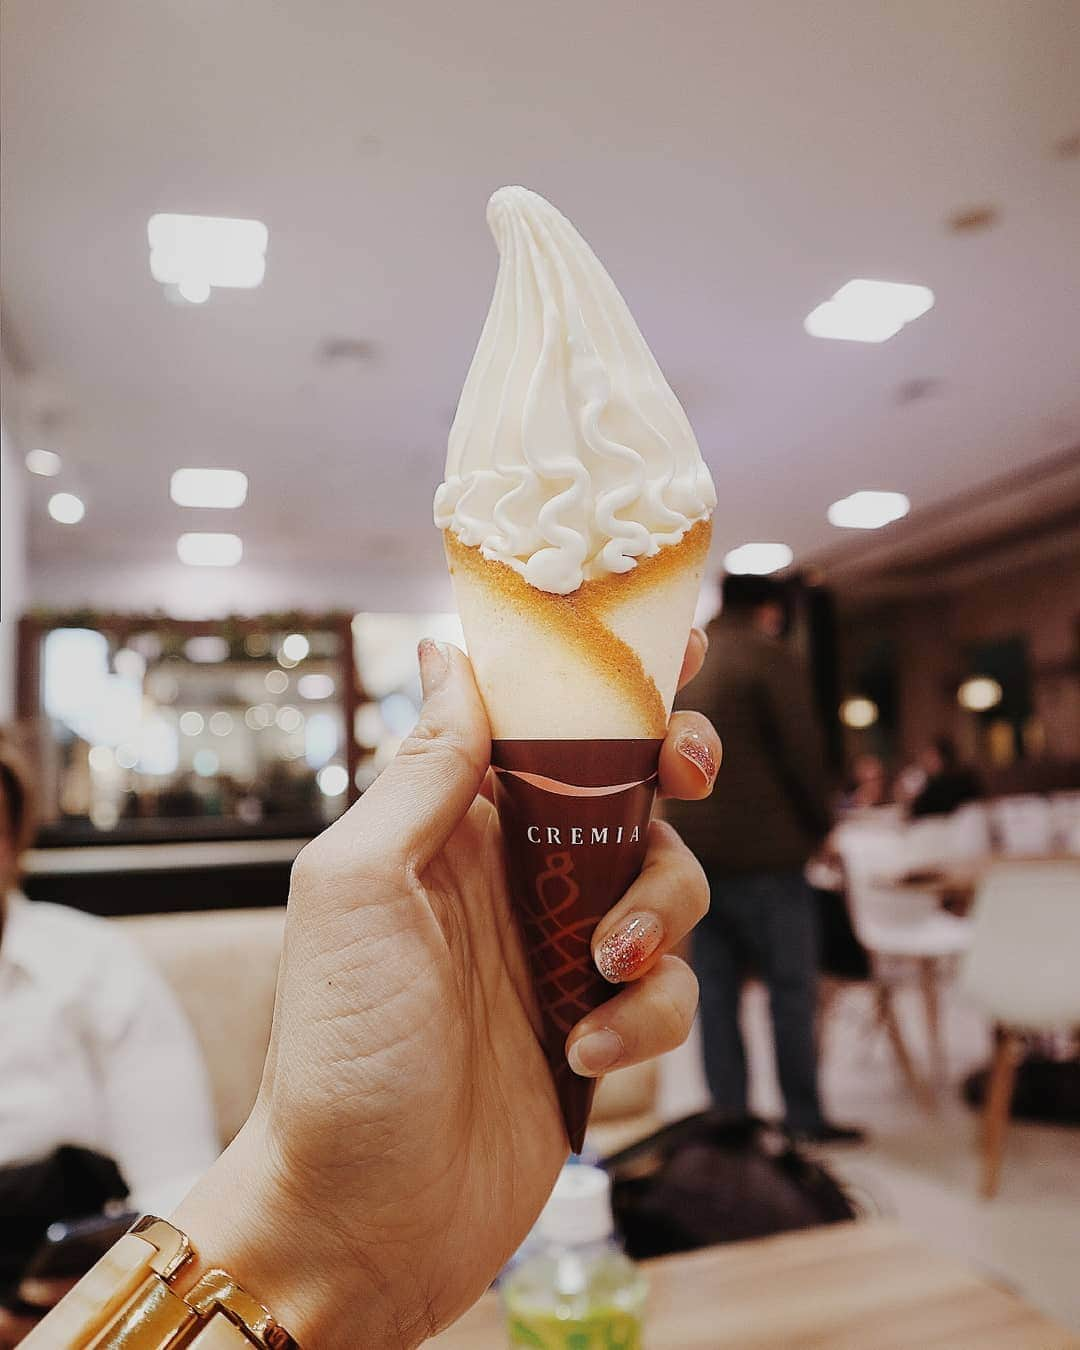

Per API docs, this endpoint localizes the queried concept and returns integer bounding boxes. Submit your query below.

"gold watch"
[22,1216,300,1349]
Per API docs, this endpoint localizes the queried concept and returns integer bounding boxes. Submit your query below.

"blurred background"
[1,0,1079,1336]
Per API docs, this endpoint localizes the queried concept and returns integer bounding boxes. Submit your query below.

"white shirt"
[0,892,219,1212]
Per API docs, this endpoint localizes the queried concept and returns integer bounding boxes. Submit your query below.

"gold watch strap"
[21,1217,300,1350]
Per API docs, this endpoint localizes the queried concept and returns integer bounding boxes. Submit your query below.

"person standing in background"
[668,575,862,1143]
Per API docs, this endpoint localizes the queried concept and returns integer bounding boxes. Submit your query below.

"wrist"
[171,1112,411,1349]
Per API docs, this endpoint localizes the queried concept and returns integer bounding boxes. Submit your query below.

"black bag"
[602,1112,857,1261]
[0,1145,128,1295]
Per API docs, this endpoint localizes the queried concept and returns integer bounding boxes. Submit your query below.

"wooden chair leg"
[874,982,933,1112]
[981,1028,1024,1199]
[918,957,946,1090]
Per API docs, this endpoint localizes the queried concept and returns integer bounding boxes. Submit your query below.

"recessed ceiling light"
[26,448,63,477]
[839,697,879,729]
[723,542,794,575]
[48,492,85,524]
[147,213,269,302]
[957,676,1003,712]
[804,279,934,343]
[171,468,248,509]
[827,490,910,529]
[947,205,999,234]
[177,532,243,566]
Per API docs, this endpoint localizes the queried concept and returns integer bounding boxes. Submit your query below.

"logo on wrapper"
[525,824,642,846]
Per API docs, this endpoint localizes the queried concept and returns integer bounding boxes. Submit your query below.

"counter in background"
[23,836,309,915]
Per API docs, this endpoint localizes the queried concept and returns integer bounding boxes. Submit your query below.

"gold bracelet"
[22,1216,300,1349]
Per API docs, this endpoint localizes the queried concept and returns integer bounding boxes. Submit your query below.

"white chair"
[903,816,953,872]
[947,803,993,861]
[991,794,1053,856]
[1049,792,1080,855]
[833,823,972,1103]
[901,804,991,873]
[959,860,1080,1197]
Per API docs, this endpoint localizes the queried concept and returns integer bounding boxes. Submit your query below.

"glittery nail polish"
[676,730,717,784]
[595,911,664,983]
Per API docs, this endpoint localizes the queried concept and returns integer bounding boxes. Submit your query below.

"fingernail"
[676,730,717,785]
[418,638,450,697]
[595,911,664,983]
[568,1028,623,1077]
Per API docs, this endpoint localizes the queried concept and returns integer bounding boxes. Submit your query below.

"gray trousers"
[696,870,824,1132]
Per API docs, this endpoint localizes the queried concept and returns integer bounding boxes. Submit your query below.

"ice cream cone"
[445,520,711,741]
[434,186,715,1151]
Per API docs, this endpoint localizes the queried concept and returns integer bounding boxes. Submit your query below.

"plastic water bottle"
[501,1164,647,1349]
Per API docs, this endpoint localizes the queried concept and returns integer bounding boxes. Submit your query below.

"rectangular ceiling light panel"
[804,279,934,343]
[148,213,268,290]
[170,468,248,508]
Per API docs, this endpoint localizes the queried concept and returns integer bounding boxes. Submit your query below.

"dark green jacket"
[667,615,832,875]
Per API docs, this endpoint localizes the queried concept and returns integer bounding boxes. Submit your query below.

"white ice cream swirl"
[434,186,715,595]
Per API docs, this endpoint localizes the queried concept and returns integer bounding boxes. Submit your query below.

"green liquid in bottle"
[506,1306,643,1349]
[502,1245,646,1350]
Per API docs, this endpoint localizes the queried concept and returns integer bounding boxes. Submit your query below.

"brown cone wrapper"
[491,738,663,1153]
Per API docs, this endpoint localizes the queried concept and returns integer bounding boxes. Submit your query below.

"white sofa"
[119,907,658,1154]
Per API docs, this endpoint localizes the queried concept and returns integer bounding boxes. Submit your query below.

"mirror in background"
[24,613,353,843]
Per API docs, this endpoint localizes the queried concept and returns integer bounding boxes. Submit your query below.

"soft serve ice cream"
[436,187,715,740]
[436,187,715,1150]
[435,186,715,597]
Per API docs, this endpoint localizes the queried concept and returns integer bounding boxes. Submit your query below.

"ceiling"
[3,0,1079,613]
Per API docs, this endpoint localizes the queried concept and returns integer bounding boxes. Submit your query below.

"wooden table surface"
[424,1219,1079,1349]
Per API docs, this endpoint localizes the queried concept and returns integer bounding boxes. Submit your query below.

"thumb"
[350,639,491,871]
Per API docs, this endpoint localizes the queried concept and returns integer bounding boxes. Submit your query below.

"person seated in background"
[908,735,980,819]
[838,752,891,812]
[0,737,219,1337]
